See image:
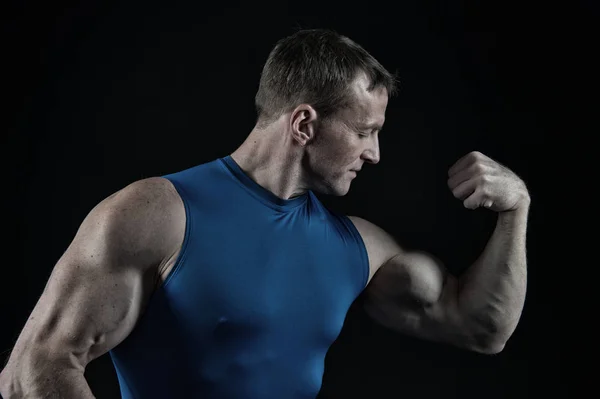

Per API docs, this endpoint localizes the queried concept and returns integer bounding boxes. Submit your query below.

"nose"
[361,134,380,165]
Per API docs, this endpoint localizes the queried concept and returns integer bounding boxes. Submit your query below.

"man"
[0,28,530,398]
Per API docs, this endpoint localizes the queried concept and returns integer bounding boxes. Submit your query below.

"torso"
[111,164,367,398]
[153,191,388,293]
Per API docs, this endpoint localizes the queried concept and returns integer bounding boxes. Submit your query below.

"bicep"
[363,251,467,347]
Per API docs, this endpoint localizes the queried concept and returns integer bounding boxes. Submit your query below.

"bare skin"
[0,72,529,397]
[0,177,186,398]
[231,74,385,199]
[233,73,529,353]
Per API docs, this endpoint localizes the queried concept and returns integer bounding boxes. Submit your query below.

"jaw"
[315,175,352,196]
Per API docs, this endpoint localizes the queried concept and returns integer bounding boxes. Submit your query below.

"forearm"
[457,200,530,349]
[0,355,95,398]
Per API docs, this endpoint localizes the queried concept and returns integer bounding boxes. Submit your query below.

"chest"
[165,214,361,346]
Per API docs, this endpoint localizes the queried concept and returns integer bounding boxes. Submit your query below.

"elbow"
[466,311,515,355]
[0,348,70,397]
[0,367,20,398]
[468,331,509,355]
[474,340,506,355]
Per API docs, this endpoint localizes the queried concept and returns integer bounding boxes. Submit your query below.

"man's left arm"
[357,151,530,354]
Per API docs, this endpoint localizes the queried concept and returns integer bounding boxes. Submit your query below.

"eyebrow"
[360,122,384,131]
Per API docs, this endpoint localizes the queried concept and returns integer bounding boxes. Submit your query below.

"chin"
[332,185,351,196]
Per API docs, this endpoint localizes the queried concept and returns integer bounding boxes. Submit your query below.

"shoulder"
[346,215,404,283]
[74,177,185,269]
[105,176,184,235]
[111,176,183,208]
[99,177,183,223]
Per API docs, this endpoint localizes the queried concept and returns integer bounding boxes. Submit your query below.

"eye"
[358,131,370,138]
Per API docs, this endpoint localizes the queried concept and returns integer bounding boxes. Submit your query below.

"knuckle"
[472,162,486,174]
[453,187,465,198]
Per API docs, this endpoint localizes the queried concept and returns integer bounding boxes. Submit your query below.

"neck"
[230,126,308,200]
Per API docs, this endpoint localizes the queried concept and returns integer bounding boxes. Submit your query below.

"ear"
[290,105,318,146]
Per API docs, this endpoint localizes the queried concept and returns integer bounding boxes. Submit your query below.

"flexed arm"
[351,151,530,354]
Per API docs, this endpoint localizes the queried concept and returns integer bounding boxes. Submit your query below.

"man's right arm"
[0,177,185,398]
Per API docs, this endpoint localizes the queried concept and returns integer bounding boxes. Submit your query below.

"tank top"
[108,155,369,398]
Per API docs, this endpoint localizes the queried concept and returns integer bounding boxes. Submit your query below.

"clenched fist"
[447,151,530,212]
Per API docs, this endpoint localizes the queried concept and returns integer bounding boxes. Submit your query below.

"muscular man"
[0,28,530,398]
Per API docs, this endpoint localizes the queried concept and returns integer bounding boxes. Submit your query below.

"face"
[296,74,388,196]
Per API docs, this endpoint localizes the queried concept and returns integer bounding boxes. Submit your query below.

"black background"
[2,0,583,397]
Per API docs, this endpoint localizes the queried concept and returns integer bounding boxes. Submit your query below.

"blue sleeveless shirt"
[108,155,369,398]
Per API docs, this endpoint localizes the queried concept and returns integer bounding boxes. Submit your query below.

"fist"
[447,151,530,212]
